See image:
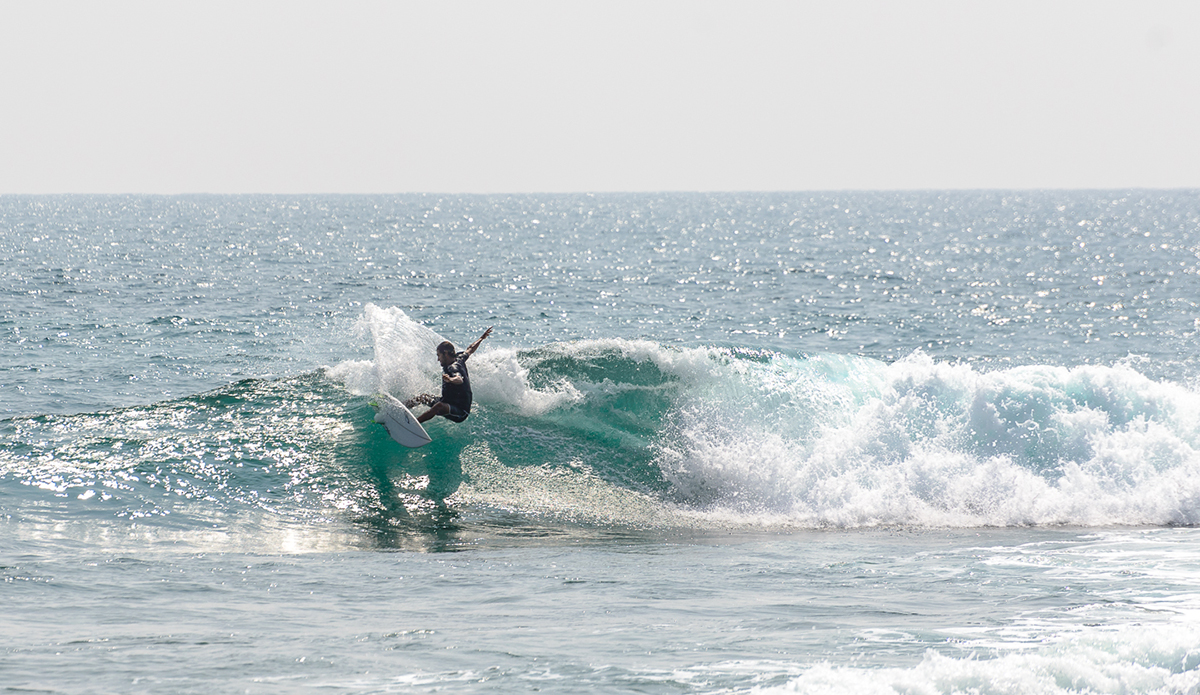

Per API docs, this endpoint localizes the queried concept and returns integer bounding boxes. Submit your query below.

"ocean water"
[3,191,1200,693]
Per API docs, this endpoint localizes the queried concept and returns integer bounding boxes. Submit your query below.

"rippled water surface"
[3,192,1199,693]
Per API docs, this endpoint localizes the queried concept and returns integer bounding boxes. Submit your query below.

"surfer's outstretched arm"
[463,326,493,358]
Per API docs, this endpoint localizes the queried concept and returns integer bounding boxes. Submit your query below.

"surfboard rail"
[369,393,432,448]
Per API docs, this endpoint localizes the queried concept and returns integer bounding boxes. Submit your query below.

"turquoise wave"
[4,321,1200,550]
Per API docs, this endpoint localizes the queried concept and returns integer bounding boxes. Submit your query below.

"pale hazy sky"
[2,1,1198,193]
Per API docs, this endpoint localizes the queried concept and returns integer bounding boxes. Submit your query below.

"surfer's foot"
[406,394,435,409]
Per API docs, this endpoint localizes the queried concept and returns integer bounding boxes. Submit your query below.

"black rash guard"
[439,352,472,420]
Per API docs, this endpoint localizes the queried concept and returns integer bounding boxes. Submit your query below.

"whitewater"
[3,191,1199,693]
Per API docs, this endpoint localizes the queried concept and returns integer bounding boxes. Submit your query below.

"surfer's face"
[437,349,455,366]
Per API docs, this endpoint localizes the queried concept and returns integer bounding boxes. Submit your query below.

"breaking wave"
[4,304,1199,551]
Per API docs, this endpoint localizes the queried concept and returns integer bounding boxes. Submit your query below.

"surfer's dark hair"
[436,341,455,355]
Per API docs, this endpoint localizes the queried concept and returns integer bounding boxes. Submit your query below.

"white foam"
[659,352,1200,528]
[467,348,583,416]
[754,625,1200,695]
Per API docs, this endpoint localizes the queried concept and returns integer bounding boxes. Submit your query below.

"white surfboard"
[369,393,433,448]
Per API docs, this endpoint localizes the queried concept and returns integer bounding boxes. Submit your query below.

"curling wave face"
[331,305,1200,529]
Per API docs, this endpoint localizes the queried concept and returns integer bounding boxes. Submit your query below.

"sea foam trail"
[754,625,1200,695]
[332,306,1200,530]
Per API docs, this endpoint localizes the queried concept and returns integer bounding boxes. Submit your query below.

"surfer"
[406,326,493,424]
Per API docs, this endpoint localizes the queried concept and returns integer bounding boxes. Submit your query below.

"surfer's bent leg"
[416,401,449,424]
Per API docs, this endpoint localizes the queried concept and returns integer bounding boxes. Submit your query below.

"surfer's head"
[436,341,456,365]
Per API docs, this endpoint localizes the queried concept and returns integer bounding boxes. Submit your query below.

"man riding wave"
[406,326,493,424]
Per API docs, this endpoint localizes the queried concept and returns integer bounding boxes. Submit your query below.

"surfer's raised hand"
[465,326,493,357]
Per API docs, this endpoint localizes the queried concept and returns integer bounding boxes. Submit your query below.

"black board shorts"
[439,401,469,423]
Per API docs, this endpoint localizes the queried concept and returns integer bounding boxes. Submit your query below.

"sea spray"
[328,303,446,397]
